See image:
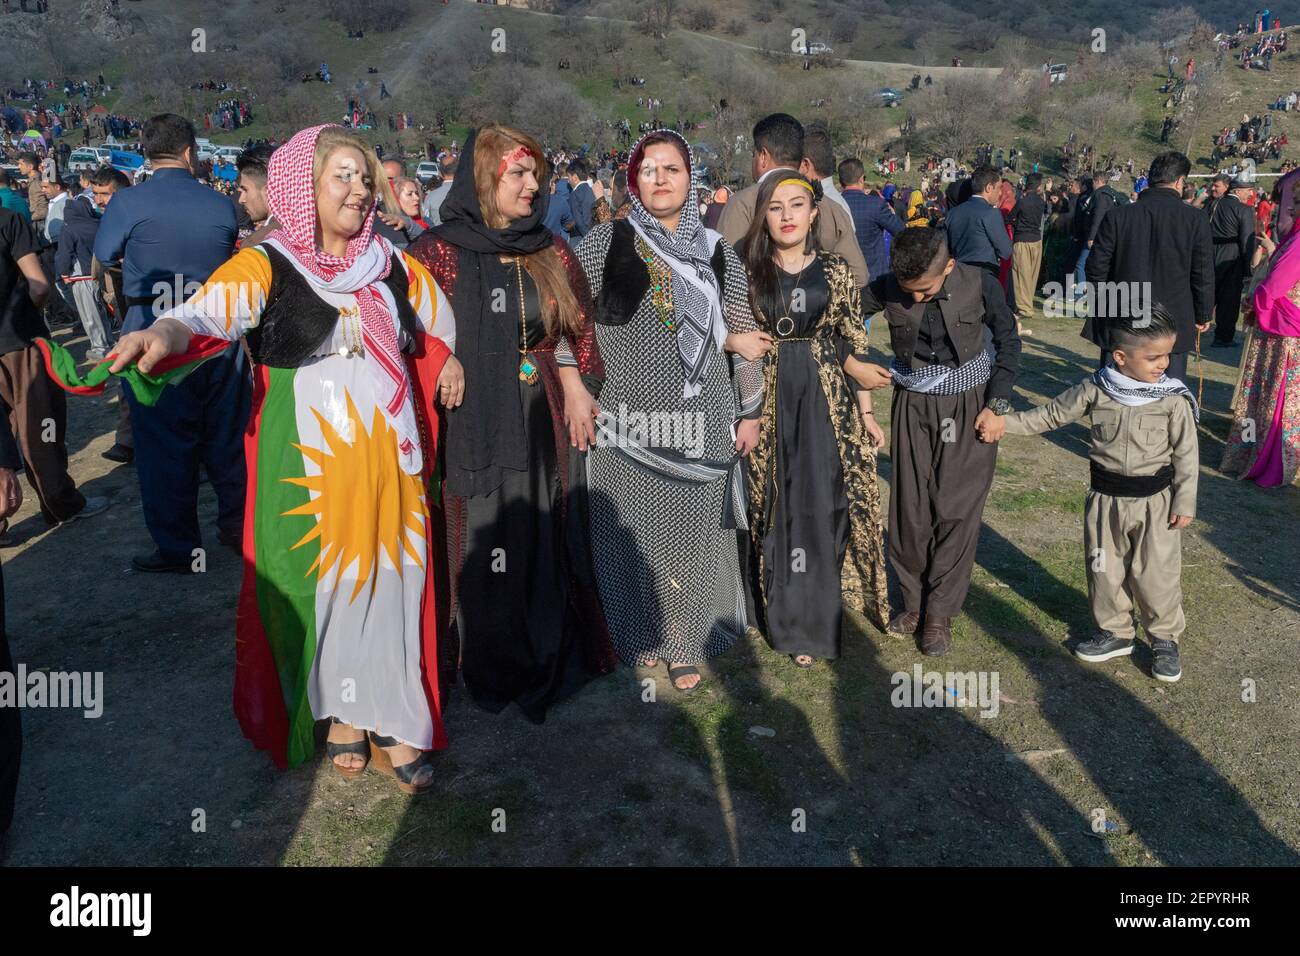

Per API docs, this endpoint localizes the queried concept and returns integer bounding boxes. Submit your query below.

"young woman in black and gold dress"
[737,172,891,667]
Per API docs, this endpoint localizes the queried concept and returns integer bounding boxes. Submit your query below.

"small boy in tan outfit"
[981,309,1198,682]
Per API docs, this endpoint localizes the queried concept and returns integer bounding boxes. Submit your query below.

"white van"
[68,147,112,172]
[416,161,441,185]
[214,145,244,164]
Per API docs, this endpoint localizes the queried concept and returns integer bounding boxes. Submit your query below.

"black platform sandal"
[367,732,435,795]
[325,717,369,779]
[667,663,702,693]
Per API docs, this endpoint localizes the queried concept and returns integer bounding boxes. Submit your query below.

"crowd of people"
[1,7,1299,863]
[1213,113,1287,164]
[200,97,253,133]
[1,98,1293,851]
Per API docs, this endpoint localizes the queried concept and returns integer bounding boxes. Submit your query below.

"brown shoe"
[887,610,922,637]
[920,617,953,656]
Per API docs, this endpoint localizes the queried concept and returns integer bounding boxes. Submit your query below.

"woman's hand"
[435,355,464,409]
[109,319,189,375]
[857,394,885,448]
[377,210,404,230]
[562,378,599,451]
[725,330,774,362]
[843,356,892,391]
[735,418,760,456]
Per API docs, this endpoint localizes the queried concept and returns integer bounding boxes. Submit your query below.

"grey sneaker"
[1074,632,1135,662]
[85,347,107,362]
[1151,638,1182,683]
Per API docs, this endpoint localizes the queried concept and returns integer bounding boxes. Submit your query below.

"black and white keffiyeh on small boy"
[1094,366,1200,422]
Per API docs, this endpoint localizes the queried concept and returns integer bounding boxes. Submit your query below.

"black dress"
[448,257,588,721]
[760,261,850,659]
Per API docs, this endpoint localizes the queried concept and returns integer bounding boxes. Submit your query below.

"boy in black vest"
[851,227,1021,654]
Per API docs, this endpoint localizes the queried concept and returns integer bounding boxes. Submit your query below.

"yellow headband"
[776,178,815,195]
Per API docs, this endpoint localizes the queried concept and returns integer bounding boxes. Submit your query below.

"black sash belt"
[1090,462,1173,497]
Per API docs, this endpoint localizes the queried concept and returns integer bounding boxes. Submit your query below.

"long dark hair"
[739,171,822,327]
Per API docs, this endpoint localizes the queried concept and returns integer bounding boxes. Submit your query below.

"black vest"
[245,244,422,368]
[594,219,727,326]
[882,261,986,367]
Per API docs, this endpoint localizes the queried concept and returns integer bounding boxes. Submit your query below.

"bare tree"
[913,77,1002,160]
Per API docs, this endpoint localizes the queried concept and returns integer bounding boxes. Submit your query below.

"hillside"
[0,0,1294,185]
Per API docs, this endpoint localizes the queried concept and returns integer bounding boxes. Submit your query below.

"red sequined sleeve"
[407,234,459,308]
[554,237,604,383]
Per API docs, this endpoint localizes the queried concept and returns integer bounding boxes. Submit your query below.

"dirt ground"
[4,309,1298,867]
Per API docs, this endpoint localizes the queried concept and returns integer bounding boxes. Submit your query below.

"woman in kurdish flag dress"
[104,125,463,792]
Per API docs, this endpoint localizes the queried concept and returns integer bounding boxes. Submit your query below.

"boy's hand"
[1169,514,1193,530]
[975,409,1005,442]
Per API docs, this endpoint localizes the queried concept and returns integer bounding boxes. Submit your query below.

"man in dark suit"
[838,157,903,282]
[564,158,596,239]
[942,166,1011,276]
[1204,173,1257,347]
[1084,152,1215,383]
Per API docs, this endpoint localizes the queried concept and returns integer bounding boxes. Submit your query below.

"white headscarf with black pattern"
[626,128,726,399]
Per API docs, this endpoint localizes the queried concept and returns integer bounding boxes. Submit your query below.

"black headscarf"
[432,129,558,496]
[434,128,555,255]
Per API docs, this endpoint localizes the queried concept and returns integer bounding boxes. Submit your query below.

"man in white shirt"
[421,156,456,227]
[41,178,69,245]
[801,123,851,215]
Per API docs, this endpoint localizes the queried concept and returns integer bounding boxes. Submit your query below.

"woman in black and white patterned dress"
[575,129,764,692]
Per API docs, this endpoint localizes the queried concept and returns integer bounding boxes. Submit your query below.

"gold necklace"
[774,253,813,338]
[515,257,539,384]
[635,235,675,330]
[336,304,363,357]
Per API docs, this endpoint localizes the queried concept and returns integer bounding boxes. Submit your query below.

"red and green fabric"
[36,335,233,405]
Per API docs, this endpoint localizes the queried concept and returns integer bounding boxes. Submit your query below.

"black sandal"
[790,654,815,668]
[367,732,435,795]
[325,717,369,779]
[667,663,702,693]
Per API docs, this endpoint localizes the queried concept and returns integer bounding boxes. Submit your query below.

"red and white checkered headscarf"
[263,124,420,466]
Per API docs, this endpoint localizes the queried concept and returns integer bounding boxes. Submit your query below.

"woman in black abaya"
[408,126,614,721]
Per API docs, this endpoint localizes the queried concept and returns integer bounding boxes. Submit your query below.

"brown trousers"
[1011,240,1043,321]
[889,387,998,619]
[0,344,86,523]
[1086,487,1185,642]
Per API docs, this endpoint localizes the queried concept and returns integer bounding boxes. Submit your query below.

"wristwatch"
[985,397,1012,416]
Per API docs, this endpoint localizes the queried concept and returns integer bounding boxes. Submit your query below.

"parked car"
[807,42,833,56]
[68,147,113,172]
[213,145,244,164]
[1044,63,1068,84]
[416,160,441,185]
[875,87,905,107]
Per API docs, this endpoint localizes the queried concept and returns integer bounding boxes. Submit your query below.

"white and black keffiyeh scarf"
[1094,366,1200,421]
[890,326,994,395]
[627,129,726,400]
